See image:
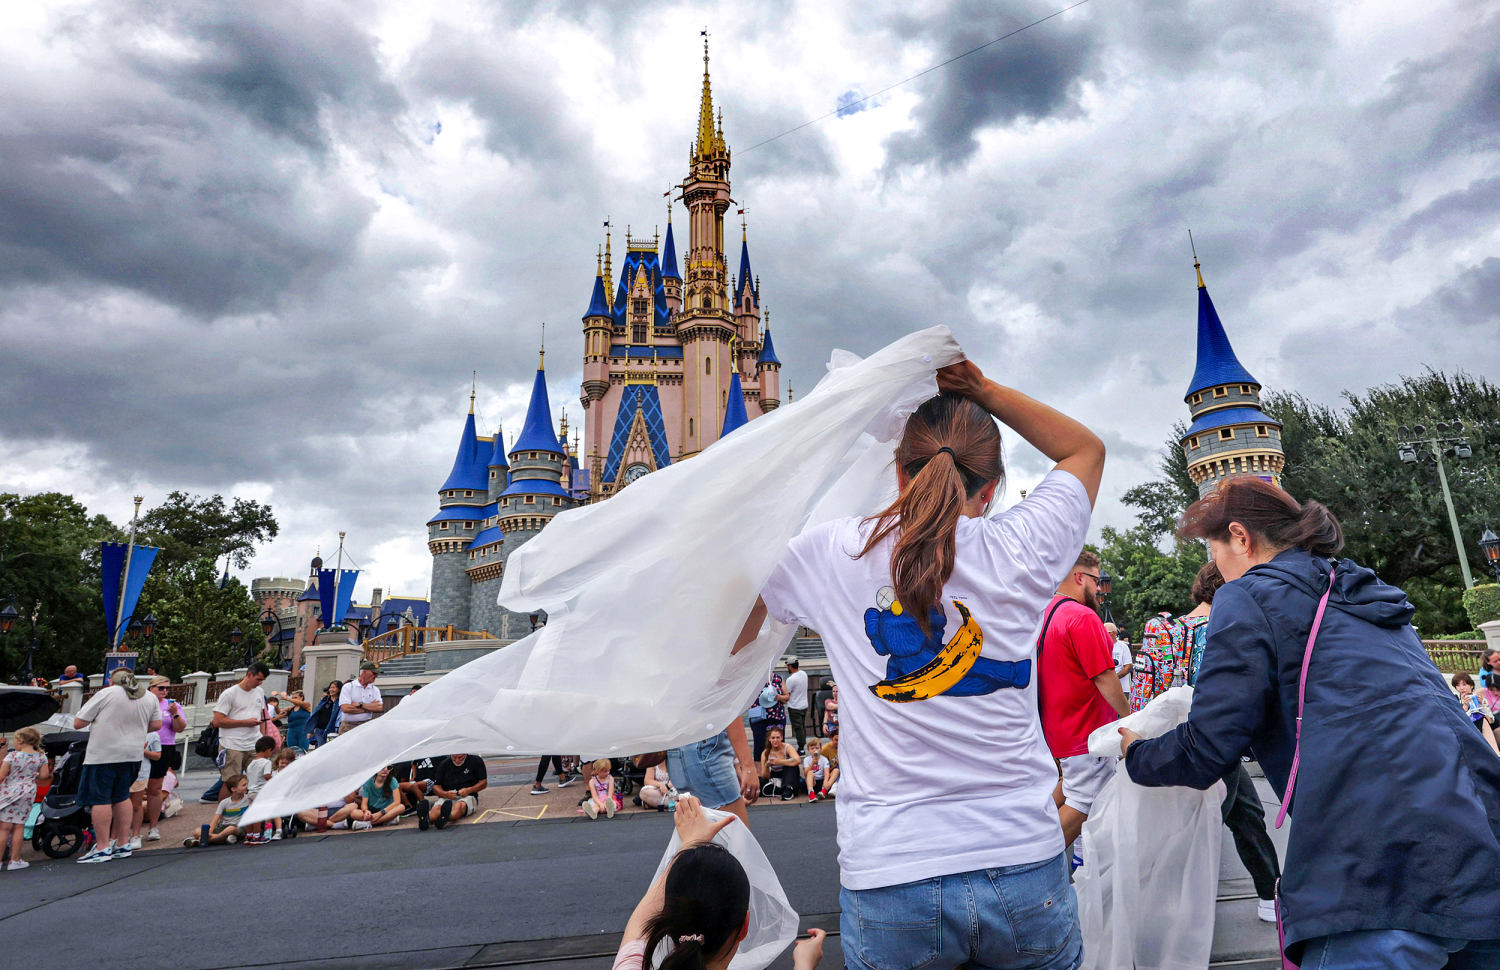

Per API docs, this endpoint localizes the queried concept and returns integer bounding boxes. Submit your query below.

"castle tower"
[662,214,682,315]
[486,425,509,502]
[427,401,488,630]
[757,318,781,411]
[732,220,764,411]
[293,554,323,669]
[1179,257,1286,496]
[721,372,749,438]
[677,38,736,457]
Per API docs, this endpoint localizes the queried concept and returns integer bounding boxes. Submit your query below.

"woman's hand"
[793,928,827,969]
[1119,727,1144,758]
[673,794,735,846]
[738,763,760,803]
[937,360,985,398]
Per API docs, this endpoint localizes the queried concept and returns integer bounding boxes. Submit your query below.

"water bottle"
[316,805,329,832]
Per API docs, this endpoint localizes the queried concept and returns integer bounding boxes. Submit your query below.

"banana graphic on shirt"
[869,600,983,703]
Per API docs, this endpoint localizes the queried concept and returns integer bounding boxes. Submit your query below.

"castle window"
[632,298,648,316]
[1241,384,1253,394]
[705,356,712,375]
[463,522,473,529]
[702,297,711,308]
[552,497,563,506]
[1212,387,1228,398]
[1257,425,1269,437]
[1189,393,1202,405]
[464,490,473,497]
[689,417,695,437]
[439,522,449,530]
[1219,428,1234,441]
[632,323,647,343]
[1188,436,1200,449]
[525,496,535,505]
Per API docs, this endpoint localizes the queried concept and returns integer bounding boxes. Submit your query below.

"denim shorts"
[840,853,1081,970]
[666,730,740,810]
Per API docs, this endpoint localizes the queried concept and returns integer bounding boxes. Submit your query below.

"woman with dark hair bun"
[1121,477,1500,968]
[735,359,1106,969]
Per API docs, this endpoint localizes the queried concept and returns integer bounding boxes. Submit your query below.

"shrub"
[1462,584,1500,629]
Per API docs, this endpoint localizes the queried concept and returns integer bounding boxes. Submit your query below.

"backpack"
[759,684,778,709]
[193,725,220,760]
[1129,613,1192,713]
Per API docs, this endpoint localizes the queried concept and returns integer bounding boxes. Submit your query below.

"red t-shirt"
[1037,594,1119,758]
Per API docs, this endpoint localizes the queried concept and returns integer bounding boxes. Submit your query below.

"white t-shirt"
[784,669,809,709]
[802,753,831,777]
[213,683,267,752]
[760,469,1091,890]
[1112,638,1133,692]
[246,757,273,793]
[339,680,382,724]
[77,686,162,765]
[137,731,162,781]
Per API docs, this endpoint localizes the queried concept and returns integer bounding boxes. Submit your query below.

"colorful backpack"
[1130,613,1210,713]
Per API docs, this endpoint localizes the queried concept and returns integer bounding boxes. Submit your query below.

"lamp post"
[0,601,41,684]
[1098,569,1115,624]
[1397,420,1476,589]
[229,627,248,668]
[259,609,286,669]
[120,611,158,673]
[1480,528,1500,584]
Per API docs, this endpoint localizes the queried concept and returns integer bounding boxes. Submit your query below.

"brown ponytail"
[858,393,1003,634]
[1178,477,1344,557]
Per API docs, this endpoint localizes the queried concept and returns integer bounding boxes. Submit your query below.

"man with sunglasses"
[1037,549,1128,856]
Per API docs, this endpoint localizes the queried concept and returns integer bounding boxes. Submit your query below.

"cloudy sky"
[2,0,1496,601]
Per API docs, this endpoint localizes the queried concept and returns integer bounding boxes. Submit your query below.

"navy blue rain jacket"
[1126,547,1500,954]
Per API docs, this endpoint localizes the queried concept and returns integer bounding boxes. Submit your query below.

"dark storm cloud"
[882,0,1097,170]
[1381,177,1500,259]
[1406,258,1500,329]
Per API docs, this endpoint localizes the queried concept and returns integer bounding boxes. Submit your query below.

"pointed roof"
[758,325,780,366]
[735,233,754,302]
[721,372,749,437]
[661,221,679,279]
[583,272,610,319]
[487,426,508,468]
[695,38,719,157]
[440,411,489,491]
[297,577,320,603]
[1185,268,1258,399]
[511,358,565,456]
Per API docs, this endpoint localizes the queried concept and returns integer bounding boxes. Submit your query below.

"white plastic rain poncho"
[248,325,961,821]
[1074,687,1226,970]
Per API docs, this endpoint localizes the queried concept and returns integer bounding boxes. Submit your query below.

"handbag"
[1275,564,1336,970]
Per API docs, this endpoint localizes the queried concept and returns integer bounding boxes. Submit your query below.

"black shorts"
[149,744,182,779]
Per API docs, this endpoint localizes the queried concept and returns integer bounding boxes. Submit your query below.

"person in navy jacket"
[1121,478,1500,968]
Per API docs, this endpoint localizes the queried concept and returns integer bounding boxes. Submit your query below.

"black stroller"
[32,731,93,859]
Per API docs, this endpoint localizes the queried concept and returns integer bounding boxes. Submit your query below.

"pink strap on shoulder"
[1275,565,1335,830]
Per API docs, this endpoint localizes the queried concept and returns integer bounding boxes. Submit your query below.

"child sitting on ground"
[246,736,277,798]
[639,761,676,811]
[615,794,825,969]
[263,747,296,839]
[0,727,52,870]
[584,758,619,819]
[186,774,251,846]
[801,739,838,802]
[353,766,405,829]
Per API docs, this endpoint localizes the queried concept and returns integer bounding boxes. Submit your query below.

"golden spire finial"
[539,322,546,368]
[603,218,612,287]
[696,32,716,157]
[469,371,476,413]
[1189,229,1204,289]
[596,245,602,277]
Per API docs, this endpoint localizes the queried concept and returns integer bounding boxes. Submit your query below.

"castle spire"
[1190,229,1205,289]
[720,372,749,437]
[511,349,564,456]
[1185,256,1257,398]
[696,36,715,157]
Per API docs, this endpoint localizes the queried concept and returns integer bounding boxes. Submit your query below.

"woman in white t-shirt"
[734,360,1104,970]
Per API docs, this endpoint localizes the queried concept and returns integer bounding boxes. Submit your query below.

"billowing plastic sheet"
[648,807,800,970]
[1076,688,1226,970]
[247,326,962,824]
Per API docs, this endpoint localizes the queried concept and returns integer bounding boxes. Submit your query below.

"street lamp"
[229,627,248,667]
[121,611,159,673]
[1480,528,1500,584]
[259,610,285,668]
[0,601,40,683]
[1097,568,1115,624]
[1396,420,1477,588]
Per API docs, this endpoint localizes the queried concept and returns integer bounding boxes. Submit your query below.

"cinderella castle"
[425,41,781,637]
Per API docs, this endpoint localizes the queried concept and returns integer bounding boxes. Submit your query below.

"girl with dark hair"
[1121,476,1500,968]
[735,360,1105,969]
[615,794,825,970]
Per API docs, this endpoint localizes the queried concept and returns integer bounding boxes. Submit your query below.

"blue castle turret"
[1179,257,1286,496]
[427,402,489,631]
[720,372,749,438]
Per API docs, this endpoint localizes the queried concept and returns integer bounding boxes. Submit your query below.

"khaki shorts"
[220,748,255,783]
[439,795,478,815]
[1060,754,1117,816]
[129,778,148,794]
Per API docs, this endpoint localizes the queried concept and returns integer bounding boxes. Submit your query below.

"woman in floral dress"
[0,727,53,870]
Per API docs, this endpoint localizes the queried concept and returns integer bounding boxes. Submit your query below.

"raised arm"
[937,361,1105,506]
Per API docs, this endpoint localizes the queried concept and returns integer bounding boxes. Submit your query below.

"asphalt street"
[1,781,1285,970]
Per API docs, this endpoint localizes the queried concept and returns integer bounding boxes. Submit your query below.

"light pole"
[120,612,158,673]
[259,610,285,668]
[1480,528,1500,585]
[1098,569,1115,624]
[0,601,41,684]
[229,627,249,668]
[1397,421,1476,589]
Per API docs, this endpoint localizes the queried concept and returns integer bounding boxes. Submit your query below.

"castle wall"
[429,550,471,630]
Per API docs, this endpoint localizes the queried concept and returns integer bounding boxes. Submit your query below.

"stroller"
[32,731,93,859]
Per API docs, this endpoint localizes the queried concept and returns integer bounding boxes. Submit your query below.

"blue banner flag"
[318,569,359,629]
[101,542,161,647]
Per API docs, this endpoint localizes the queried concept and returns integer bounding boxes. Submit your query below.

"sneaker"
[182,836,201,848]
[818,789,829,800]
[225,834,238,844]
[557,773,577,788]
[605,799,616,819]
[530,785,548,795]
[7,860,29,870]
[146,827,161,842]
[417,800,431,831]
[77,844,114,864]
[331,820,349,830]
[435,801,452,829]
[352,820,373,831]
[780,788,796,801]
[113,843,133,859]
[128,836,143,851]
[584,800,598,819]
[198,795,219,804]
[808,792,818,802]
[1257,899,1277,923]
[270,831,283,840]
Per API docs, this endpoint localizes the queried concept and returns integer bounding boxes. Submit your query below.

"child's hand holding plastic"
[792,927,826,969]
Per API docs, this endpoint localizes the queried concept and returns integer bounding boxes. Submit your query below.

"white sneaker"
[584,801,598,819]
[352,820,372,830]
[605,800,616,819]
[1257,899,1277,923]
[113,842,132,859]
[128,836,143,851]
[331,820,349,830]
[270,830,283,840]
[146,828,161,842]
[225,834,238,844]
[7,860,29,870]
[77,844,114,864]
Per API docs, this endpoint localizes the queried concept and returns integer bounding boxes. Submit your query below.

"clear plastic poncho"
[1075,687,1227,970]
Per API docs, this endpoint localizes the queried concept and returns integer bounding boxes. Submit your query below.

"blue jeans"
[1300,930,1500,969]
[666,731,741,810]
[840,854,1081,970]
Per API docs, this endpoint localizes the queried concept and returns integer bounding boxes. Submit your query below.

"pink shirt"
[612,939,647,970]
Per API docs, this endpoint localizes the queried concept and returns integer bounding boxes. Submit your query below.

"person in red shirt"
[1037,549,1128,849]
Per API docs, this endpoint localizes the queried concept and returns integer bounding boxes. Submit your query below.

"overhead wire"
[740,0,1097,155]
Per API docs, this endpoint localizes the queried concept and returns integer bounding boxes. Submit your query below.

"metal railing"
[1422,640,1489,673]
[362,625,492,664]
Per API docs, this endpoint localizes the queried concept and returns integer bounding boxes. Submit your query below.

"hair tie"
[935,446,956,460]
[677,934,705,945]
